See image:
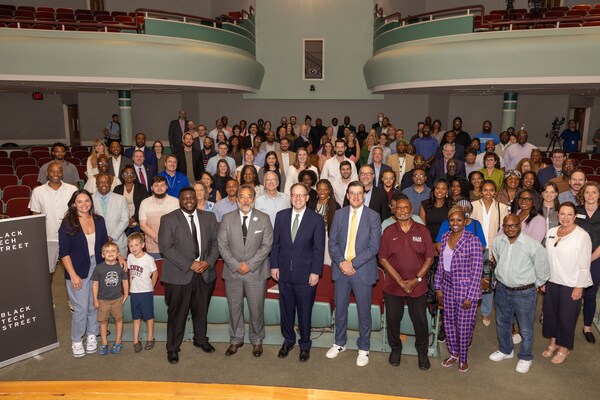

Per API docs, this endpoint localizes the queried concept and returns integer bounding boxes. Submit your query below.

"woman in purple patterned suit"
[435,207,483,372]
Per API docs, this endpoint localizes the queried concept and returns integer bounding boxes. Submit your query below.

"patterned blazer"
[434,230,484,302]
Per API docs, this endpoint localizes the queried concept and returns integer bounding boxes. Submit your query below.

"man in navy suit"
[124,132,158,172]
[131,150,156,193]
[271,183,325,362]
[327,181,381,367]
[369,146,392,188]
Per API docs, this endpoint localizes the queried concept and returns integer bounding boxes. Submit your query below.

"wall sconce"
[309,85,316,92]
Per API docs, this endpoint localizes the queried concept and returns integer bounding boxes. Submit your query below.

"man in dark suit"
[158,187,220,364]
[107,141,133,178]
[242,123,265,150]
[217,185,273,357]
[369,146,392,188]
[327,181,381,367]
[270,183,325,362]
[309,118,326,151]
[131,150,155,193]
[168,110,188,153]
[124,132,158,172]
[337,115,356,139]
[174,133,204,183]
[344,165,391,221]
[429,142,466,181]
[537,149,566,186]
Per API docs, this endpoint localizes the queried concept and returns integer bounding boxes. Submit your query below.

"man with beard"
[38,142,80,185]
[337,116,356,139]
[549,157,577,194]
[261,129,281,153]
[441,117,471,150]
[309,118,326,150]
[321,139,358,182]
[201,137,217,170]
[504,130,538,170]
[139,176,180,259]
[175,133,204,183]
[474,120,500,153]
[558,170,587,205]
[495,130,512,158]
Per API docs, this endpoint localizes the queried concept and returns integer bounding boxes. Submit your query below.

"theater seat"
[1,185,30,201]
[5,197,30,217]
[0,174,18,190]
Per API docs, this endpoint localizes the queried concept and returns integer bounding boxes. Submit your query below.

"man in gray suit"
[217,184,273,357]
[92,173,129,257]
[158,187,219,364]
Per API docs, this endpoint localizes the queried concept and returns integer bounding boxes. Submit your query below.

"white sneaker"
[86,335,97,354]
[512,333,522,344]
[489,350,514,362]
[72,341,85,358]
[356,350,369,367]
[516,359,532,374]
[326,344,346,359]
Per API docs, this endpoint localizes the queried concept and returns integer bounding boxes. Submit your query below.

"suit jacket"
[293,136,310,152]
[113,183,150,223]
[337,124,356,139]
[174,149,204,181]
[309,125,327,147]
[537,165,560,187]
[131,164,156,192]
[260,141,281,154]
[270,208,325,284]
[123,147,158,171]
[343,186,391,221]
[217,209,273,281]
[386,153,414,187]
[370,163,392,188]
[158,209,219,285]
[428,158,466,181]
[276,151,296,167]
[108,155,133,177]
[168,118,188,152]
[435,143,465,162]
[92,192,130,255]
[328,205,381,285]
[242,133,266,150]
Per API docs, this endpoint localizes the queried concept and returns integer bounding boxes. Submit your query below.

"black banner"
[0,215,58,368]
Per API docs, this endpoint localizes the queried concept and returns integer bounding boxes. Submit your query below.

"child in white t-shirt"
[127,233,158,353]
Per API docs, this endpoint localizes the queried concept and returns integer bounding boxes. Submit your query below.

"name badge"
[412,236,422,243]
[576,214,586,219]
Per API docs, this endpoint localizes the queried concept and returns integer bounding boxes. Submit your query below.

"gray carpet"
[1,270,598,400]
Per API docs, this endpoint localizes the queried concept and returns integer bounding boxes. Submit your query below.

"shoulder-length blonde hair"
[89,139,108,169]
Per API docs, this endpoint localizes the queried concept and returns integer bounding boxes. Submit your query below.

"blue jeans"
[66,255,99,342]
[495,282,537,361]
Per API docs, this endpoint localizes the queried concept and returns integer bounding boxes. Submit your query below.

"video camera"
[552,117,565,132]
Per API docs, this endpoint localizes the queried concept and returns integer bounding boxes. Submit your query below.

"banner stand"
[0,215,59,368]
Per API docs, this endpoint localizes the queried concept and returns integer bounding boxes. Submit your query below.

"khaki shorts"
[97,298,123,322]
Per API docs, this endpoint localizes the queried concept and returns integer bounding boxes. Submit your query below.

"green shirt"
[492,232,550,288]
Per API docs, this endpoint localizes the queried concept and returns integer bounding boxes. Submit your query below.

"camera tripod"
[547,129,562,152]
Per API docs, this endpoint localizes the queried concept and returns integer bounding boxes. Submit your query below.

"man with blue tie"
[271,183,325,362]
[327,181,381,367]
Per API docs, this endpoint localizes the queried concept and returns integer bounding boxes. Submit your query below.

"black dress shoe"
[584,330,596,344]
[225,343,243,356]
[388,351,401,366]
[167,351,179,364]
[194,341,216,353]
[252,344,263,357]
[278,344,294,358]
[299,349,310,362]
[418,353,431,370]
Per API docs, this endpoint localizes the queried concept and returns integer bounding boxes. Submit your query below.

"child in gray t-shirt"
[92,242,129,355]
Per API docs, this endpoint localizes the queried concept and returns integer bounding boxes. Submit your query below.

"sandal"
[144,339,155,351]
[441,355,458,368]
[542,345,557,358]
[458,362,469,373]
[551,350,569,364]
[133,342,143,353]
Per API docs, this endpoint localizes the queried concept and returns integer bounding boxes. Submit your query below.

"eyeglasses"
[291,193,307,198]
[359,172,374,176]
[122,173,135,177]
[414,174,426,178]
[518,197,533,202]
[502,224,519,229]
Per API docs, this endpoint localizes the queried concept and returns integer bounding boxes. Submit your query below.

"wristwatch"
[415,275,423,283]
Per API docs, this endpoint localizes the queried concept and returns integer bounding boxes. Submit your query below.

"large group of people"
[29,111,598,374]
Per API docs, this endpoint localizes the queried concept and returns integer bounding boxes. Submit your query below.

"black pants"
[583,258,600,326]
[164,274,215,353]
[542,281,581,349]
[385,292,429,355]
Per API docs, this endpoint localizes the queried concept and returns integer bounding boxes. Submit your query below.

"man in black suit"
[372,112,384,129]
[337,115,356,139]
[429,143,466,181]
[107,141,133,178]
[309,118,326,152]
[271,183,325,362]
[344,165,391,221]
[293,124,311,152]
[174,133,204,183]
[168,110,188,153]
[158,187,219,364]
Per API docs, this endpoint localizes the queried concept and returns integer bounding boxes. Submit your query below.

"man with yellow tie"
[327,181,382,367]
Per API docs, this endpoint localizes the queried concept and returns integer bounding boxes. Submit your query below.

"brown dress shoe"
[252,344,263,357]
[225,343,243,356]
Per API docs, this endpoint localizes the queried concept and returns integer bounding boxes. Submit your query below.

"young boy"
[127,232,158,353]
[92,241,129,355]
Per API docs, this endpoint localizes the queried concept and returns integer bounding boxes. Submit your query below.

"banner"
[0,215,58,368]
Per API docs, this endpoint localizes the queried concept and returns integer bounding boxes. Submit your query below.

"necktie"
[100,196,107,217]
[189,214,199,259]
[242,216,248,244]
[291,213,299,242]
[347,210,357,261]
[138,167,146,188]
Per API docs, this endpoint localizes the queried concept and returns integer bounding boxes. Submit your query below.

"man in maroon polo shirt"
[379,197,434,370]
